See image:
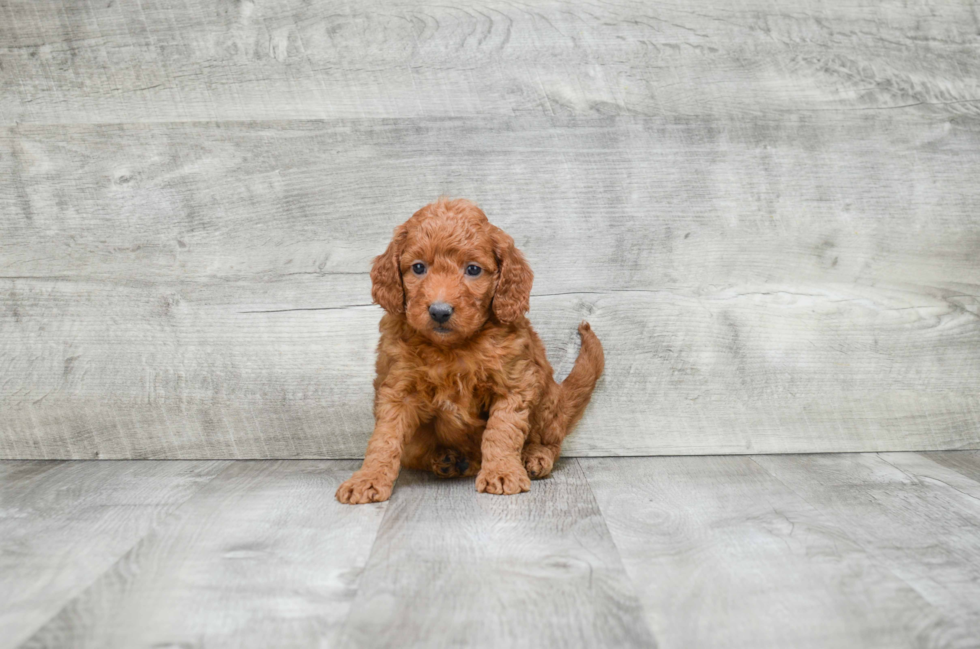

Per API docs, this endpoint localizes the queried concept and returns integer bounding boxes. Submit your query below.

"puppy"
[336,198,604,504]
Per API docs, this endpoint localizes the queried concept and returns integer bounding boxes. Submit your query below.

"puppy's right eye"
[411,262,427,275]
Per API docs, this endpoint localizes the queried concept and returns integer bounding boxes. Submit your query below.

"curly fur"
[337,198,604,504]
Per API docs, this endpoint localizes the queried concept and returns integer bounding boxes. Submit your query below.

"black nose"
[428,302,453,324]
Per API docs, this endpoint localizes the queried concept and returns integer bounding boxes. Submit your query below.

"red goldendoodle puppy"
[336,198,604,504]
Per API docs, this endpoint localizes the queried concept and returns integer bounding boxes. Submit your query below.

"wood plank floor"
[3,453,980,648]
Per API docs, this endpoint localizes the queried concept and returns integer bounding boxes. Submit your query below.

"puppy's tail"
[558,322,605,435]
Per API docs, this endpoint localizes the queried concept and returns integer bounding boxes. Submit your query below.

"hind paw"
[523,445,555,479]
[431,448,472,478]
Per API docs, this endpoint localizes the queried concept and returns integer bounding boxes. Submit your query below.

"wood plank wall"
[1,0,979,458]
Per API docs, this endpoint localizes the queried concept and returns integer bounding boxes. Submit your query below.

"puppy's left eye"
[465,264,482,277]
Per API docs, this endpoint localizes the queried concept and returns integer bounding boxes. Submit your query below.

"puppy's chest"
[418,360,494,420]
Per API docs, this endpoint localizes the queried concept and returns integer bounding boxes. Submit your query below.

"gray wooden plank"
[0,460,64,485]
[1,0,978,124]
[754,452,980,640]
[922,451,980,483]
[2,115,979,458]
[5,117,980,294]
[581,455,967,649]
[335,460,655,648]
[21,460,387,649]
[0,460,229,649]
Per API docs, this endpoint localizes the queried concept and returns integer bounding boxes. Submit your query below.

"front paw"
[476,462,531,495]
[335,471,393,504]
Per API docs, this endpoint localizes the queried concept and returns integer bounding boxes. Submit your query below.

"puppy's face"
[371,199,533,345]
[400,216,498,344]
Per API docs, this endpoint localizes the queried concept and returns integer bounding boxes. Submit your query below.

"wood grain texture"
[0,460,64,486]
[754,452,980,643]
[20,460,387,649]
[0,460,229,649]
[2,114,979,458]
[1,0,979,124]
[5,454,980,647]
[581,456,966,649]
[3,1,980,459]
[335,460,656,648]
[923,451,980,483]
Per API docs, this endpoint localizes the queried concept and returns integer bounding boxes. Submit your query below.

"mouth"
[432,326,453,335]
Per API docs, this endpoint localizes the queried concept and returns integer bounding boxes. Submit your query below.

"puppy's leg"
[523,409,566,478]
[336,393,421,504]
[522,440,559,479]
[522,384,568,479]
[476,394,532,495]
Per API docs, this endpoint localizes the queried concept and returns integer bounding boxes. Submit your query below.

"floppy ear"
[490,226,533,325]
[371,225,407,315]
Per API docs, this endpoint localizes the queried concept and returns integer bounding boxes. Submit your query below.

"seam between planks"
[331,486,394,645]
[574,458,659,648]
[4,100,979,129]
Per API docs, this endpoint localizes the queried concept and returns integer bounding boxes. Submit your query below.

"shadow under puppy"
[336,198,604,504]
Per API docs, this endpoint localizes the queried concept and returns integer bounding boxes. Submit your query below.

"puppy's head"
[371,198,533,345]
